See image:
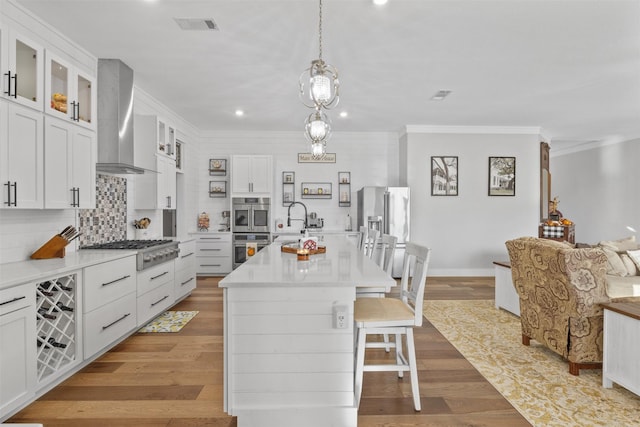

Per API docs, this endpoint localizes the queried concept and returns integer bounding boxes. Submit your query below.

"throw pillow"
[601,247,628,277]
[627,249,640,274]
[620,254,639,276]
[599,235,637,252]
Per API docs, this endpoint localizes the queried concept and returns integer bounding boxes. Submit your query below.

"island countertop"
[219,235,394,289]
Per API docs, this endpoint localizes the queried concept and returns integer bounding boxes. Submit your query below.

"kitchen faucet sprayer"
[287,201,308,230]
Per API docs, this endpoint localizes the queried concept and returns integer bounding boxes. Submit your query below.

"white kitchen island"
[219,235,395,427]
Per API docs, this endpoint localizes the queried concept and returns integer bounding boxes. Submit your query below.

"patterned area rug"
[423,300,640,427]
[138,311,199,333]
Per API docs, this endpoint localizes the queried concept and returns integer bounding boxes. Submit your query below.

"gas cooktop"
[81,240,172,250]
[81,239,180,270]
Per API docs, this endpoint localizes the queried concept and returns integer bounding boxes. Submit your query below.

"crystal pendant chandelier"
[304,108,331,158]
[300,0,338,158]
[299,0,339,110]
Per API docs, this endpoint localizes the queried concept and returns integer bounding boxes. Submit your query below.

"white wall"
[195,131,398,233]
[403,127,541,275]
[551,138,640,244]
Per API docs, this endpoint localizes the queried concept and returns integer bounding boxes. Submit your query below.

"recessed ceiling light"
[373,0,388,5]
[235,110,244,117]
[339,111,348,118]
[430,90,452,101]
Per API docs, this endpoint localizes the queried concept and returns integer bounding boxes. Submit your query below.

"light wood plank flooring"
[8,276,530,426]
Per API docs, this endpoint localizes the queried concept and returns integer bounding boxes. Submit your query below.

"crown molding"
[403,125,543,136]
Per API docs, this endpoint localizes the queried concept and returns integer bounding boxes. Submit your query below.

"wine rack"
[35,273,78,383]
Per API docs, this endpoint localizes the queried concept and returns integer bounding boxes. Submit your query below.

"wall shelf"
[282,171,295,206]
[209,181,227,198]
[209,159,227,176]
[338,171,351,207]
[301,182,332,199]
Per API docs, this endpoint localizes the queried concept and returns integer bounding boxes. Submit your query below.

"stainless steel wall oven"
[232,233,270,269]
[232,197,270,233]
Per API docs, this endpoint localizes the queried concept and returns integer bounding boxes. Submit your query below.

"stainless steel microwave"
[232,197,270,233]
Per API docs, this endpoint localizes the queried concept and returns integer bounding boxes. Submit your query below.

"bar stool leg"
[406,328,421,411]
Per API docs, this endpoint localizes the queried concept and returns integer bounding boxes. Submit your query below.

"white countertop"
[219,235,394,288]
[0,250,137,290]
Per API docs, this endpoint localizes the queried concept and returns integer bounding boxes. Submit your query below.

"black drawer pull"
[151,295,169,307]
[102,313,131,330]
[201,248,221,251]
[102,275,131,286]
[0,295,26,306]
[150,271,169,280]
[181,252,195,258]
[201,264,221,267]
[181,277,195,286]
[202,237,221,240]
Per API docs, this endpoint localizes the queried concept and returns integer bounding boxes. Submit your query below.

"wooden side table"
[601,302,640,396]
[538,224,575,244]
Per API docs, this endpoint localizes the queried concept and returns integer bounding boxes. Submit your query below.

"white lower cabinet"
[194,233,232,275]
[83,255,137,359]
[136,261,175,327]
[83,293,136,358]
[0,283,36,419]
[175,240,196,300]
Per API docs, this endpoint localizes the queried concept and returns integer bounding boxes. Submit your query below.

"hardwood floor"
[8,276,530,426]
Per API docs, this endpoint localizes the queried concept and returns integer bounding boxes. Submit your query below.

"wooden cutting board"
[280,245,326,255]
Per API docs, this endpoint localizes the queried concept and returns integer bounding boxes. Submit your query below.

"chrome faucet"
[287,201,308,231]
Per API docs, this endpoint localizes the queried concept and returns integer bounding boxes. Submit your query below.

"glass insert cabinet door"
[45,50,96,129]
[2,30,44,110]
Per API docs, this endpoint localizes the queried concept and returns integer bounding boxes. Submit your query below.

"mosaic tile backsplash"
[78,174,127,246]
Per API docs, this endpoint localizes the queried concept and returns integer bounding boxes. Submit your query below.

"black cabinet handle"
[3,71,10,95]
[201,248,221,252]
[76,187,80,207]
[151,295,169,307]
[0,295,26,306]
[12,73,17,98]
[181,277,194,286]
[4,181,11,206]
[101,275,131,286]
[75,102,80,121]
[181,252,194,259]
[150,271,169,281]
[102,313,131,330]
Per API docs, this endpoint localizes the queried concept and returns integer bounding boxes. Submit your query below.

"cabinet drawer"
[197,241,230,253]
[0,282,35,316]
[197,256,232,274]
[175,249,196,273]
[198,234,231,243]
[175,268,196,300]
[84,291,136,358]
[137,281,174,327]
[84,256,137,313]
[137,261,175,296]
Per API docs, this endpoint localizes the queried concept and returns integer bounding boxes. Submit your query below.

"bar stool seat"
[354,241,431,412]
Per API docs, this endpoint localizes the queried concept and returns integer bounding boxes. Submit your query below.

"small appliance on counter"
[306,212,324,229]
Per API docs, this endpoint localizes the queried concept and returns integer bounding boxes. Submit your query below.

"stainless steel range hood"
[96,59,144,174]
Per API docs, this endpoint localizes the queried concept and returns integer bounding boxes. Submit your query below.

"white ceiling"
[15,0,640,147]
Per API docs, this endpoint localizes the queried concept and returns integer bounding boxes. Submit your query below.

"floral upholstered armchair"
[505,236,638,375]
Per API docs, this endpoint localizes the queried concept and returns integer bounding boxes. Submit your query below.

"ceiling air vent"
[174,18,219,31]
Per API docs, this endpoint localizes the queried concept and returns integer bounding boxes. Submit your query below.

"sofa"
[505,236,640,375]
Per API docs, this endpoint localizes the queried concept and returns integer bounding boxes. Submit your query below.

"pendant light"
[299,0,339,110]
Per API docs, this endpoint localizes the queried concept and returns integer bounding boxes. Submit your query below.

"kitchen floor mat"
[137,311,199,333]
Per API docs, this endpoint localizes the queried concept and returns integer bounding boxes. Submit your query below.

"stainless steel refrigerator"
[357,186,410,278]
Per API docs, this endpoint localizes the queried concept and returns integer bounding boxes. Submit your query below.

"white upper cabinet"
[231,155,272,195]
[1,28,44,111]
[135,154,176,210]
[0,100,44,209]
[134,115,177,169]
[43,116,96,209]
[44,51,96,130]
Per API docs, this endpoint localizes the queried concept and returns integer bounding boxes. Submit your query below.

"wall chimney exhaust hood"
[96,59,145,174]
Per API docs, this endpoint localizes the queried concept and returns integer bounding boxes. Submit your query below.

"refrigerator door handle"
[383,191,390,235]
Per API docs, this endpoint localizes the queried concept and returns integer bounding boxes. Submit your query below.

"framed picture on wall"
[488,156,516,196]
[431,156,458,196]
